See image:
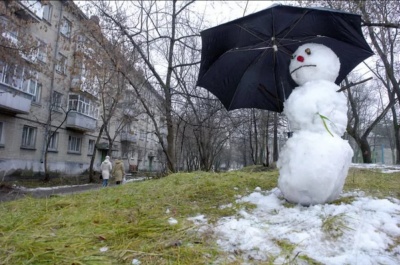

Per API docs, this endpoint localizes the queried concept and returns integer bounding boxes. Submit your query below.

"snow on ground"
[351,163,400,173]
[188,163,400,264]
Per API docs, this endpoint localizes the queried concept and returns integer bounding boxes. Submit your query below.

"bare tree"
[298,0,400,163]
[345,77,393,163]
[84,0,203,173]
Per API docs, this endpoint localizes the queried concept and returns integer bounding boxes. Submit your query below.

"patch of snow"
[20,184,93,192]
[168,217,178,225]
[190,189,400,264]
[351,163,400,173]
[131,258,141,265]
[99,246,108,252]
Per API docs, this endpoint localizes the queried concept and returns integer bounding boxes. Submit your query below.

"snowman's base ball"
[277,131,353,206]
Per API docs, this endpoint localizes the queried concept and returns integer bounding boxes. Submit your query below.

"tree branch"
[362,20,400,29]
[337,77,373,92]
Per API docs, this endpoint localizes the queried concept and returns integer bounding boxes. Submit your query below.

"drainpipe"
[40,2,63,163]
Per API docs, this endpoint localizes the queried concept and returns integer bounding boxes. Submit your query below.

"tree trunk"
[264,111,270,167]
[273,112,279,162]
[88,125,105,183]
[360,137,372,163]
[393,121,400,164]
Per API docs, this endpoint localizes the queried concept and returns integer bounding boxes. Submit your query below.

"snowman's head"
[289,43,340,86]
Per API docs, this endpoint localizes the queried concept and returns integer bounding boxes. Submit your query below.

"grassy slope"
[0,167,398,264]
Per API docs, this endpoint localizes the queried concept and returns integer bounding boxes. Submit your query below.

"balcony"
[95,142,119,151]
[71,75,86,92]
[1,31,18,46]
[14,0,43,22]
[71,74,98,97]
[120,132,137,144]
[66,111,96,132]
[0,87,31,114]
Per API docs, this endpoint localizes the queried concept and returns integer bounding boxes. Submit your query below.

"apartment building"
[122,84,167,173]
[0,0,164,178]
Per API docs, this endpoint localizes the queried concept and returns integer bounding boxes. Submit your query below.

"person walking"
[112,158,125,185]
[100,156,112,187]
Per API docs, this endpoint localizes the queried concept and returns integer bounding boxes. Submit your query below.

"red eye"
[297,55,304,62]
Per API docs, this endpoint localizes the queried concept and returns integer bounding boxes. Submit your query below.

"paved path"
[0,183,101,202]
[0,177,147,203]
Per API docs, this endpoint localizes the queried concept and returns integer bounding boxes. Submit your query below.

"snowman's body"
[277,43,353,206]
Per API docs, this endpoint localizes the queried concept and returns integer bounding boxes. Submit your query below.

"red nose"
[297,55,304,62]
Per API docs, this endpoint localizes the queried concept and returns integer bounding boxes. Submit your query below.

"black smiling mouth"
[290,64,317,75]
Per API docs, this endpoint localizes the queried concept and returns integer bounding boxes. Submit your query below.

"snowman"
[277,43,353,206]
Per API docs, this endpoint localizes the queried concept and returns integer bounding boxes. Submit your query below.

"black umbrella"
[197,4,373,112]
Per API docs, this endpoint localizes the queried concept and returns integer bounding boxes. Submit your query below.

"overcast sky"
[194,1,280,26]
[75,0,373,83]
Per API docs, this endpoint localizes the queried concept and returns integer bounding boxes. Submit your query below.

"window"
[0,61,41,101]
[68,94,98,118]
[55,53,67,74]
[88,139,95,155]
[48,131,58,151]
[52,91,62,111]
[42,4,52,23]
[22,70,38,95]
[0,121,4,146]
[138,149,143,160]
[4,64,24,89]
[60,18,72,38]
[0,17,18,45]
[0,61,5,83]
[21,125,36,148]
[68,135,81,153]
[140,130,145,140]
[37,40,47,63]
[32,83,41,103]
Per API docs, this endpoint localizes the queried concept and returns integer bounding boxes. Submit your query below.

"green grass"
[321,213,352,239]
[0,166,398,264]
[344,168,400,198]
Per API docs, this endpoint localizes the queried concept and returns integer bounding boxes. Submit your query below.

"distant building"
[0,0,165,178]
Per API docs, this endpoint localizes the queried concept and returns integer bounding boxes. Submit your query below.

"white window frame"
[55,53,67,74]
[60,17,72,38]
[88,139,95,155]
[0,121,4,146]
[68,94,98,119]
[22,69,39,95]
[42,3,53,23]
[36,40,47,63]
[4,64,24,89]
[68,135,81,153]
[48,131,58,151]
[20,0,43,19]
[0,17,19,46]
[0,61,5,82]
[32,83,41,103]
[52,91,63,111]
[0,61,41,101]
[21,125,36,149]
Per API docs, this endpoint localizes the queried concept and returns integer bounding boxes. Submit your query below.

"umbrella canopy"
[196,4,373,112]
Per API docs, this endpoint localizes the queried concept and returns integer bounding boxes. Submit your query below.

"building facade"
[0,0,165,178]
